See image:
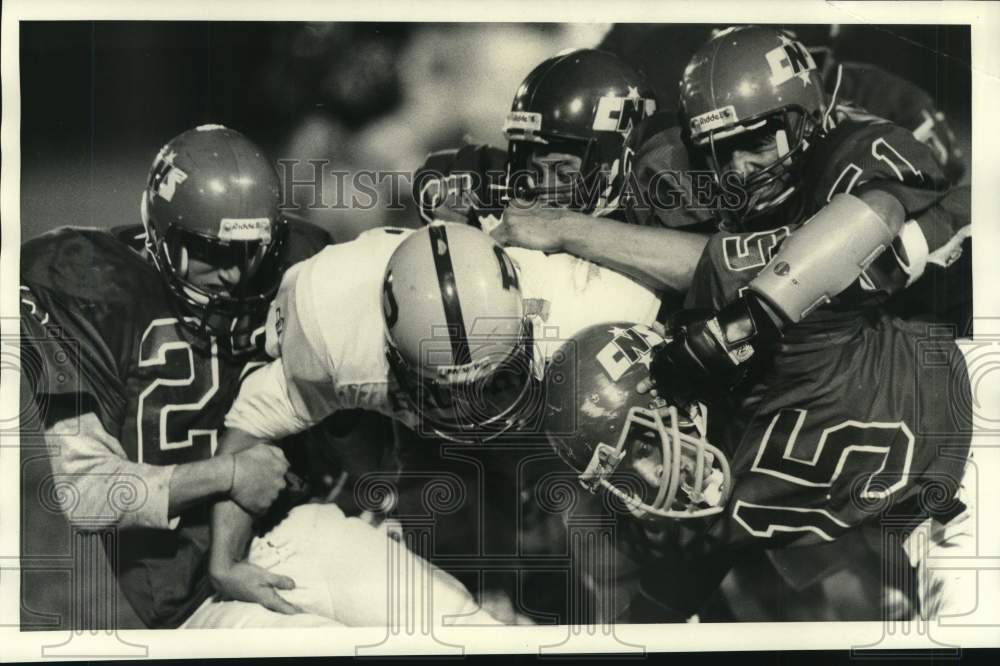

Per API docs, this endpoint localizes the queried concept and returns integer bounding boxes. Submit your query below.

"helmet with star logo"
[140,124,289,355]
[680,26,829,227]
[503,48,658,215]
[542,322,732,521]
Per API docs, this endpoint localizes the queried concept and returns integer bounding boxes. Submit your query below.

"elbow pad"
[750,193,899,324]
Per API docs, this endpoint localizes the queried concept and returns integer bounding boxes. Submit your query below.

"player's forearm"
[208,427,269,573]
[750,192,903,325]
[169,423,271,517]
[557,214,709,293]
[166,455,234,518]
[209,496,255,575]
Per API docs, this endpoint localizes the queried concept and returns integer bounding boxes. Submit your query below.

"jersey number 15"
[733,408,914,542]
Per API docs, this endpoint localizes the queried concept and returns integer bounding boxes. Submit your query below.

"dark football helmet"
[543,322,732,521]
[503,48,657,215]
[681,26,830,227]
[140,125,288,354]
[382,223,540,442]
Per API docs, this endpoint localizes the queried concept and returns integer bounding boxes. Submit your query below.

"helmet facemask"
[578,402,732,521]
[504,123,629,216]
[699,106,819,230]
[387,317,541,443]
[680,26,831,230]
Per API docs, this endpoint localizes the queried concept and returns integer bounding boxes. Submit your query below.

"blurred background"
[19,21,972,629]
[21,22,970,244]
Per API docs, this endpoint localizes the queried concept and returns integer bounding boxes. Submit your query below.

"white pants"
[903,509,974,620]
[903,461,1000,623]
[182,503,500,628]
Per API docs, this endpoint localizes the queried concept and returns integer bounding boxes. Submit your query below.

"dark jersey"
[830,62,965,184]
[620,113,716,231]
[687,117,970,333]
[625,111,970,316]
[413,144,508,229]
[641,220,971,617]
[758,115,953,232]
[19,221,329,628]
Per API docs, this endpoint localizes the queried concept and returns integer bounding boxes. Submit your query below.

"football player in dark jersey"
[544,319,969,621]
[415,48,657,226]
[649,25,967,399]
[413,49,711,296]
[789,25,972,333]
[790,24,967,185]
[485,29,969,332]
[20,125,333,628]
[634,26,973,620]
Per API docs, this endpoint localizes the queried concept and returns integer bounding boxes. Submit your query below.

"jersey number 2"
[733,408,914,542]
[136,318,220,463]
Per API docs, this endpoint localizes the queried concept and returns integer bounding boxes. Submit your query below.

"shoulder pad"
[835,62,935,130]
[21,226,159,306]
[283,218,332,265]
[808,119,948,207]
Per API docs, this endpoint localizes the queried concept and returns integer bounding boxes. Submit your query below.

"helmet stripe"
[427,225,472,366]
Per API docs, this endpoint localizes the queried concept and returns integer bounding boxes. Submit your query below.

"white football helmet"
[382,223,539,441]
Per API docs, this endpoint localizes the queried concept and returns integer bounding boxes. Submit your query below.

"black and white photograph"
[1,0,998,660]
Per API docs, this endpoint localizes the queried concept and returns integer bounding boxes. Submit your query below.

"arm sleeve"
[682,229,791,311]
[223,358,316,440]
[43,412,176,531]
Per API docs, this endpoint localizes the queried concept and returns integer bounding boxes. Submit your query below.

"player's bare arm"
[208,427,300,615]
[491,204,709,293]
[165,450,243,518]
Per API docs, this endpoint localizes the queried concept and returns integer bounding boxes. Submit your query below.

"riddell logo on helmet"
[218,218,272,242]
[503,111,543,135]
[690,106,738,135]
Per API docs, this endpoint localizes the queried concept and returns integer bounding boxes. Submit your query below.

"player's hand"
[646,309,745,403]
[489,204,569,252]
[644,296,776,402]
[230,443,289,515]
[209,560,302,615]
[429,192,472,224]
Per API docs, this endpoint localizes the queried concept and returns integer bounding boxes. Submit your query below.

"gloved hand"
[648,293,781,402]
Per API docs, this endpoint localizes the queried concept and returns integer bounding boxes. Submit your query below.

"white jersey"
[225,226,661,440]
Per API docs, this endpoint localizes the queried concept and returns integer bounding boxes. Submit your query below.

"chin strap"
[821,64,844,132]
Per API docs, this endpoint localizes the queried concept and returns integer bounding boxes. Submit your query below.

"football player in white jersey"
[195,222,661,627]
